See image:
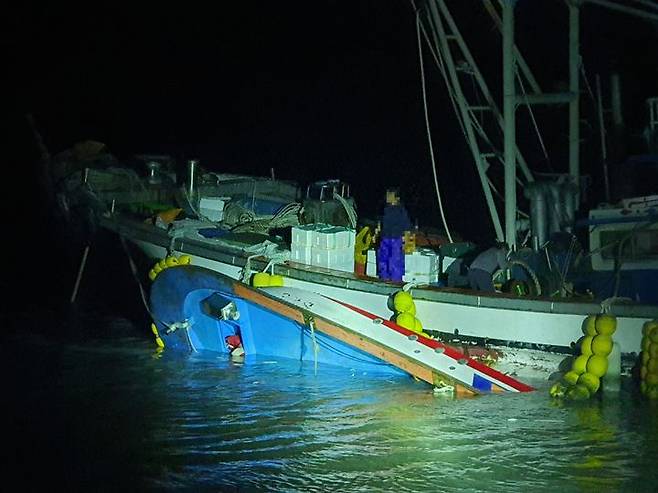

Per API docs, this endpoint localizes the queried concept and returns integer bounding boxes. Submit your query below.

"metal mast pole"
[503,0,517,249]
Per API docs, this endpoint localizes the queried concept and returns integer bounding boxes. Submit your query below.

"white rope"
[402,281,417,293]
[308,316,320,376]
[332,191,357,229]
[600,297,634,314]
[416,12,454,243]
[239,240,291,282]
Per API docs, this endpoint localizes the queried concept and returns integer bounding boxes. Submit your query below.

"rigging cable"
[416,9,454,243]
[516,67,553,172]
[415,2,530,221]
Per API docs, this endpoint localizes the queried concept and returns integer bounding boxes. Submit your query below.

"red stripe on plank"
[328,297,535,393]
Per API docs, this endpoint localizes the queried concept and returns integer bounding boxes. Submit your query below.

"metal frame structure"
[417,0,658,250]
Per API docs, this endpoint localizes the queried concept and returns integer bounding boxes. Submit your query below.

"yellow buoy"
[651,344,658,359]
[591,335,613,356]
[646,373,658,386]
[647,358,658,374]
[393,291,414,313]
[642,319,657,334]
[550,381,567,398]
[396,312,416,330]
[563,370,580,386]
[586,354,609,378]
[582,315,598,336]
[642,321,653,337]
[252,272,271,287]
[404,303,417,316]
[148,269,157,281]
[650,326,658,344]
[567,384,591,400]
[165,256,179,267]
[577,372,601,394]
[595,314,617,336]
[572,354,590,375]
[179,255,192,265]
[150,323,165,348]
[579,336,594,356]
[269,274,284,286]
[643,338,652,352]
[414,317,424,333]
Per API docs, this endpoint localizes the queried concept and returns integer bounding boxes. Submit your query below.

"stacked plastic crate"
[291,224,356,273]
[364,247,441,283]
[402,248,440,284]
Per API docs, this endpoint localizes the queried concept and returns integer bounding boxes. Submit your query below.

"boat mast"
[502,0,516,250]
[502,0,583,250]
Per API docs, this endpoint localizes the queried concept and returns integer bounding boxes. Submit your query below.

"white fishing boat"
[46,0,657,383]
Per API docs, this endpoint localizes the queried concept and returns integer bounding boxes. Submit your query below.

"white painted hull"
[132,237,652,379]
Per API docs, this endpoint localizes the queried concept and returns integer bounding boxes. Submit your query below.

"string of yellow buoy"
[147,253,192,350]
[550,313,617,400]
[148,254,192,281]
[390,290,431,338]
[639,319,658,399]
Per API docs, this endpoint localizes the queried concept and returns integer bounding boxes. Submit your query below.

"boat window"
[599,229,658,261]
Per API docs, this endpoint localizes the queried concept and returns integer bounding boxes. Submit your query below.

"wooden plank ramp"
[234,284,534,395]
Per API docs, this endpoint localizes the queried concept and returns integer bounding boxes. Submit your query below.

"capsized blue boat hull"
[150,265,405,376]
[150,265,535,394]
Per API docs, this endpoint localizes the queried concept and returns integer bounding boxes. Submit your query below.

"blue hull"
[150,266,405,376]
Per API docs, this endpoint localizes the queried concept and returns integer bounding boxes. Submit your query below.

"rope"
[516,67,552,171]
[223,201,256,226]
[302,326,391,366]
[303,312,320,375]
[416,10,454,243]
[600,296,634,314]
[120,235,156,319]
[332,191,357,229]
[238,240,291,282]
[119,235,185,336]
[494,259,542,296]
[230,202,302,234]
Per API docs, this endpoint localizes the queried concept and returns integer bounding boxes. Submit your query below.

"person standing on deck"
[467,242,509,293]
[377,188,412,282]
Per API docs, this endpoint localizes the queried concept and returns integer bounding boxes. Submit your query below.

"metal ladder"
[417,1,583,244]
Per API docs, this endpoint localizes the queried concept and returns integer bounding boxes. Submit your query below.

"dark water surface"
[5,264,658,492]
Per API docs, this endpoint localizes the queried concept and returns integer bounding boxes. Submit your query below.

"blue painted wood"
[149,265,406,376]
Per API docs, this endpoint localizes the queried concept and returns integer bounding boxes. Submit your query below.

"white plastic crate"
[291,225,315,247]
[290,245,313,265]
[311,246,354,272]
[334,228,356,249]
[199,196,229,221]
[311,226,356,250]
[404,249,441,281]
[366,249,377,277]
[313,227,338,249]
[403,273,437,284]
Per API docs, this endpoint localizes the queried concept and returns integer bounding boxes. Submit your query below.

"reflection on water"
[7,310,658,492]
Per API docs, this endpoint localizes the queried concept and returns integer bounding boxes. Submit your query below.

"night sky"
[5,1,657,246]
